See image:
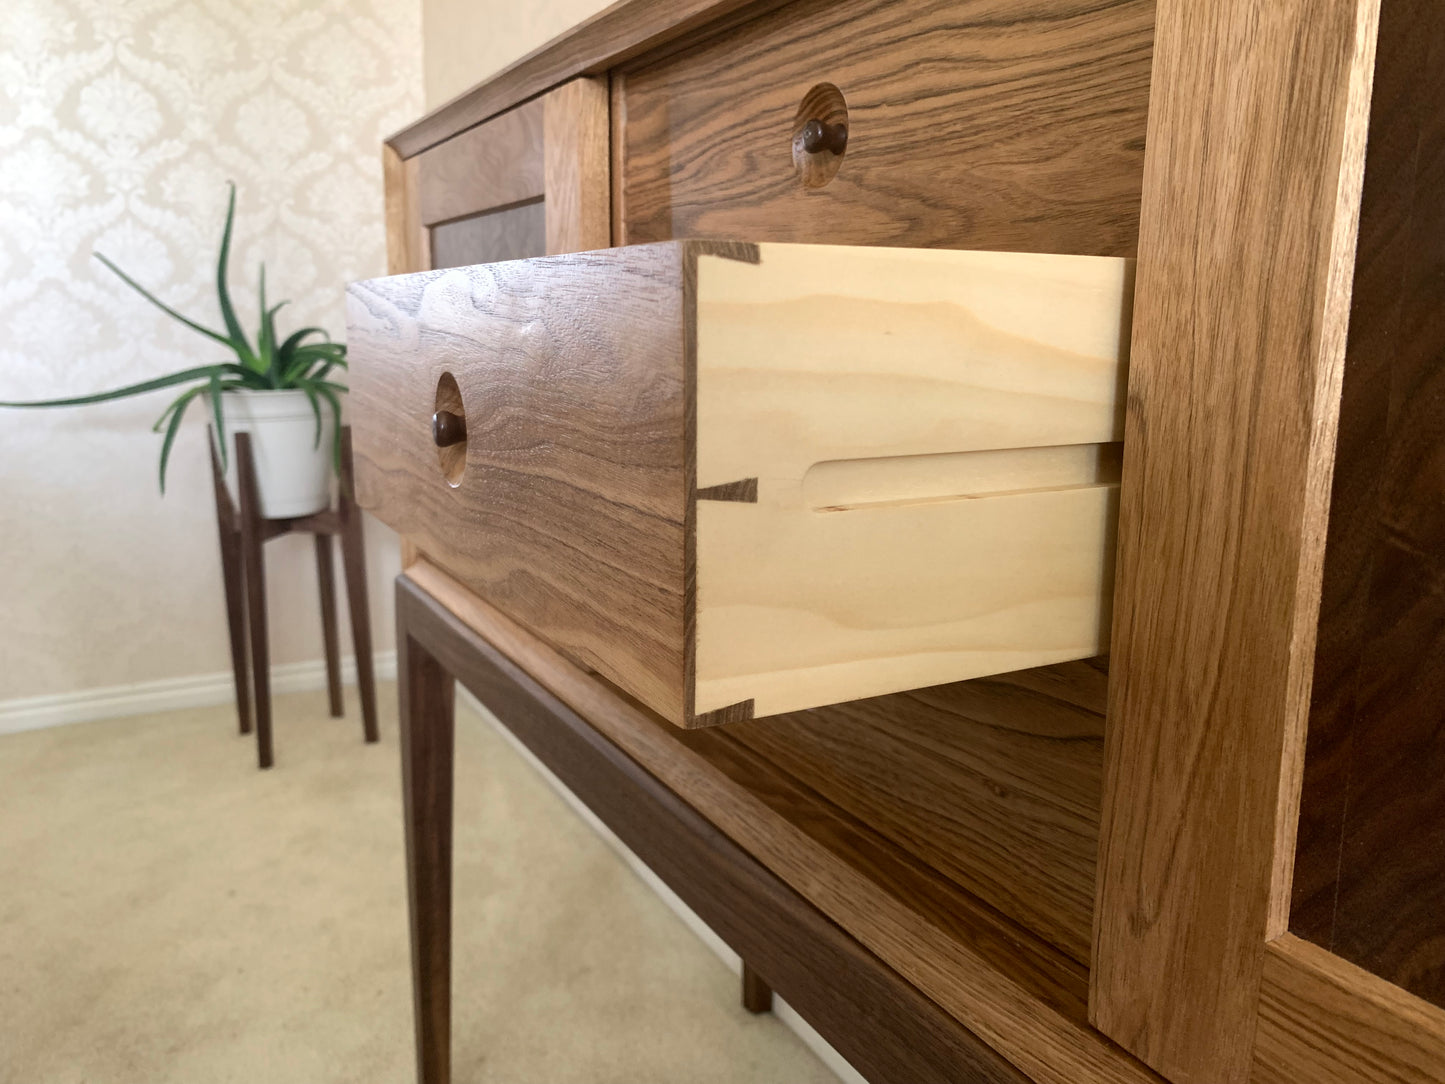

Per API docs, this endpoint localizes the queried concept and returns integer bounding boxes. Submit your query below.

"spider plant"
[0,183,347,493]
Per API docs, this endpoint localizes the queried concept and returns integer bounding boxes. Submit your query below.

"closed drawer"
[348,241,1131,728]
[615,0,1153,255]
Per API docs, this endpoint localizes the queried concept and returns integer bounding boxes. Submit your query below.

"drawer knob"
[800,118,848,156]
[432,410,467,448]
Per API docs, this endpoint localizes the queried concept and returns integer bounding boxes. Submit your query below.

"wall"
[422,0,613,109]
[0,0,423,703]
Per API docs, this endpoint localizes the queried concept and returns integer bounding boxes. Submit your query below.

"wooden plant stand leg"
[340,429,379,743]
[236,432,274,770]
[315,534,344,718]
[398,591,456,1084]
[741,961,774,1014]
[209,433,252,736]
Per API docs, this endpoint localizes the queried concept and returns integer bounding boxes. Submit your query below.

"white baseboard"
[456,686,867,1084]
[0,651,398,736]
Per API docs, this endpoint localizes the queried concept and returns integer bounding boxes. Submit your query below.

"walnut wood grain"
[740,961,773,1014]
[1090,2,1381,1082]
[415,98,544,227]
[728,661,1105,966]
[398,612,456,1084]
[349,245,693,723]
[615,0,1153,255]
[542,77,610,255]
[428,200,546,270]
[1291,0,1445,1012]
[351,242,1129,729]
[398,570,1036,1084]
[1252,935,1445,1084]
[405,559,1161,1084]
[388,0,796,160]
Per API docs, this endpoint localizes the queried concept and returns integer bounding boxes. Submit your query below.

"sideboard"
[351,2,1445,1082]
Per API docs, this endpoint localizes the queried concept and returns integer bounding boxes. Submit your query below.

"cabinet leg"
[399,620,455,1084]
[236,433,273,770]
[315,534,344,718]
[742,961,774,1014]
[341,429,379,743]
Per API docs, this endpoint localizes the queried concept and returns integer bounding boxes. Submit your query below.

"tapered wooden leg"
[236,433,273,770]
[742,961,774,1014]
[399,613,455,1084]
[315,534,344,718]
[209,433,251,736]
[340,429,379,743]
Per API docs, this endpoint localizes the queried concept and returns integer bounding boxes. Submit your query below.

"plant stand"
[209,424,379,769]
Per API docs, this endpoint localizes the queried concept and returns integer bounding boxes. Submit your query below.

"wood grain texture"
[397,570,1036,1084]
[693,244,1130,717]
[727,660,1106,965]
[415,98,544,227]
[349,245,692,723]
[543,77,610,255]
[351,241,1129,727]
[1252,935,1445,1084]
[428,200,546,270]
[1090,2,1381,1082]
[1291,0,1445,1011]
[397,610,456,1084]
[615,0,1153,255]
[384,144,428,276]
[388,0,794,159]
[405,559,1162,1084]
[740,961,773,1014]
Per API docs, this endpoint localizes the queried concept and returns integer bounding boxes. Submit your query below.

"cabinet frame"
[377,2,1445,1082]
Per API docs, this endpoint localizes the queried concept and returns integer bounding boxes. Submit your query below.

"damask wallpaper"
[0,0,422,701]
[422,0,611,109]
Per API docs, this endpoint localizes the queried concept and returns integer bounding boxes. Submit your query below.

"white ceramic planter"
[217,389,336,518]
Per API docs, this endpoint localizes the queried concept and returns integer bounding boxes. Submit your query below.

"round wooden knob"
[432,410,467,448]
[800,118,848,155]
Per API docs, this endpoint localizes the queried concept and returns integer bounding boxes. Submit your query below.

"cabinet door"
[383,75,608,276]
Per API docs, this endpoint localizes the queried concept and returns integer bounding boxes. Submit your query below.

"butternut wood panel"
[692,244,1131,719]
[616,0,1153,255]
[1090,1,1381,1082]
[1252,935,1445,1084]
[542,77,611,255]
[1291,0,1445,1011]
[415,98,544,227]
[405,560,1163,1084]
[728,661,1106,965]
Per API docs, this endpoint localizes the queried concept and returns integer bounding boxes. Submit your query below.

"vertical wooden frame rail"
[1091,2,1382,1083]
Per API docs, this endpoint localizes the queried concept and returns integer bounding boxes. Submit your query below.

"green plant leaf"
[93,253,234,350]
[0,363,251,409]
[215,183,255,368]
[311,380,345,474]
[157,385,206,494]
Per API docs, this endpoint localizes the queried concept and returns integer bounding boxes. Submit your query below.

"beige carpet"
[0,685,842,1084]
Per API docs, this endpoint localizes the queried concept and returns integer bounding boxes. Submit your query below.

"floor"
[0,684,842,1084]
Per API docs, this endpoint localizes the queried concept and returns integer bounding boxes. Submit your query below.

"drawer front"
[347,247,692,723]
[616,0,1153,255]
[349,241,1131,728]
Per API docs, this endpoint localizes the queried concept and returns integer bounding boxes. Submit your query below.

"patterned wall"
[0,0,422,700]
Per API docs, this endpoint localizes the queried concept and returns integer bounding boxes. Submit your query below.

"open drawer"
[348,241,1131,728]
